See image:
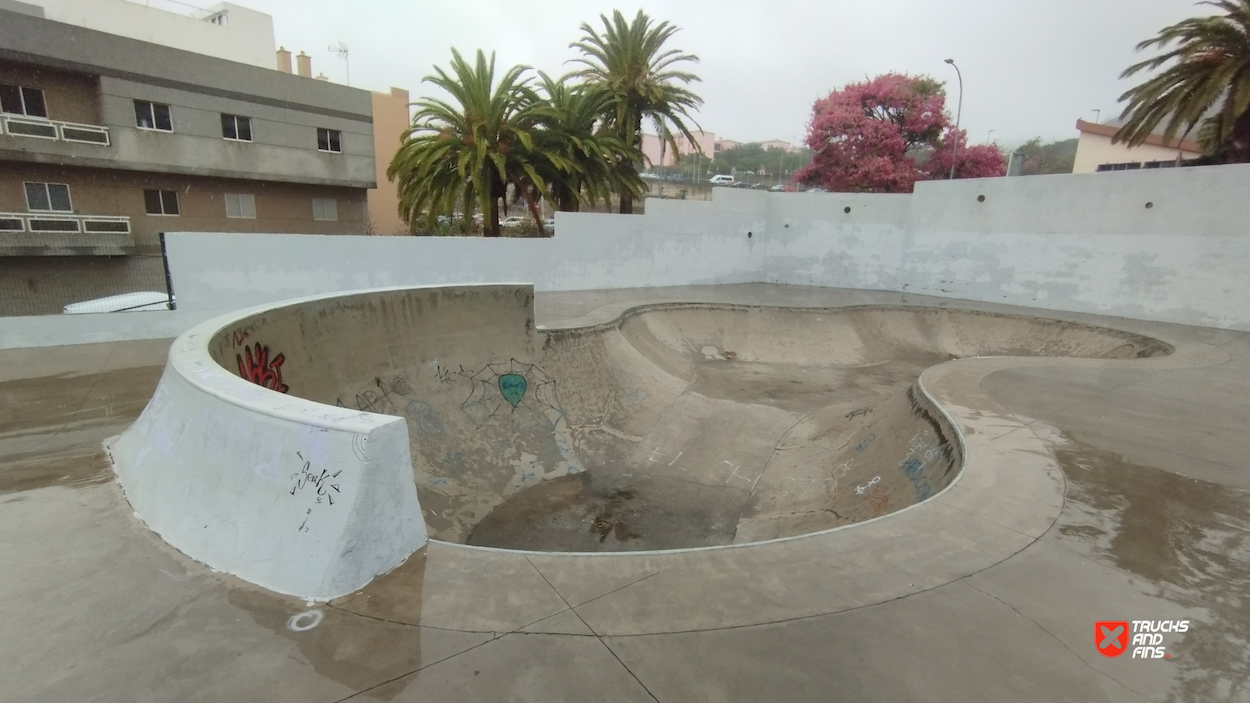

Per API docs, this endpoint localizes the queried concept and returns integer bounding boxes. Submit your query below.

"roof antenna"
[328,42,349,86]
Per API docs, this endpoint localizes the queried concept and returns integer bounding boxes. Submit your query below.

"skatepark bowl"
[107,284,1171,600]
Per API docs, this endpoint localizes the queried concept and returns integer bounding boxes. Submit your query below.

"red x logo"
[1096,621,1129,658]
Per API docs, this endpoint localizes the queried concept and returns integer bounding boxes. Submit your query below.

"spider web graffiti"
[459,359,564,428]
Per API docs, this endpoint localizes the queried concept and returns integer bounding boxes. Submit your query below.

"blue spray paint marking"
[498,374,527,407]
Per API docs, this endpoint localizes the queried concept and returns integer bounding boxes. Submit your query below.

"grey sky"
[215,0,1200,147]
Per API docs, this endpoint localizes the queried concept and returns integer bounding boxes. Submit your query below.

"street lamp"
[987,129,995,144]
[944,58,963,180]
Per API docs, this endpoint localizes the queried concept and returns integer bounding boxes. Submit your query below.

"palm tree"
[388,49,559,237]
[568,10,704,214]
[533,74,645,212]
[1115,0,1250,162]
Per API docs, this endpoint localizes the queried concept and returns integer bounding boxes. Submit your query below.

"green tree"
[713,143,813,180]
[1116,0,1250,162]
[533,74,644,212]
[569,10,704,214]
[1015,137,1078,175]
[387,49,557,237]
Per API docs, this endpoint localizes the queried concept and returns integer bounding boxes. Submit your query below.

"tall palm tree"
[533,74,645,212]
[388,49,560,237]
[568,10,704,214]
[1115,0,1250,162]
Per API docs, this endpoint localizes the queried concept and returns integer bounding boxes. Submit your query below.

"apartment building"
[0,0,375,312]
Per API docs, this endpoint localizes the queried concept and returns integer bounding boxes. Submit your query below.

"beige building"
[1072,119,1202,173]
[641,130,716,167]
[368,87,410,235]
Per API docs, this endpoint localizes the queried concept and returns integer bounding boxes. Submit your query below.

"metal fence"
[0,233,176,317]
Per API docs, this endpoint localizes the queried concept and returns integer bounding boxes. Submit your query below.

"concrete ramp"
[109,285,1170,595]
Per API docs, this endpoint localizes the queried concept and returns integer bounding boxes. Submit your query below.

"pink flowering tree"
[795,73,1005,192]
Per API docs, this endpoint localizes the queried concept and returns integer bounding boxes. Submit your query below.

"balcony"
[0,115,110,146]
[0,211,129,234]
[0,212,133,256]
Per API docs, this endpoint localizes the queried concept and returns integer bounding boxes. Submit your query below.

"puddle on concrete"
[1049,434,1250,701]
[690,357,937,414]
[0,365,162,494]
[0,448,113,495]
[228,549,429,701]
[467,471,746,551]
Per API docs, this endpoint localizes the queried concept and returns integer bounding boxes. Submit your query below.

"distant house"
[1072,118,1202,173]
[713,138,742,154]
[758,139,798,153]
[641,130,715,167]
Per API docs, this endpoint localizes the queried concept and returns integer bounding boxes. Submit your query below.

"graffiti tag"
[237,344,289,393]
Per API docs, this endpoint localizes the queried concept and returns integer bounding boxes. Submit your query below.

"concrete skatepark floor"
[2,284,1248,702]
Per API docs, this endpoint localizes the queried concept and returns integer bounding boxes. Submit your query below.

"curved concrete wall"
[109,284,1171,590]
[106,296,430,601]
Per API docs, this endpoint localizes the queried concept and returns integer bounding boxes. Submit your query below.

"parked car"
[501,216,525,228]
[544,218,555,231]
[769,184,787,192]
[63,291,174,314]
[708,174,735,185]
[807,187,829,193]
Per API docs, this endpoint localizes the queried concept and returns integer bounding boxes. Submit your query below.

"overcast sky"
[192,0,1200,147]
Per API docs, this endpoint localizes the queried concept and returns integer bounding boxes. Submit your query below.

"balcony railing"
[0,115,111,146]
[0,212,130,234]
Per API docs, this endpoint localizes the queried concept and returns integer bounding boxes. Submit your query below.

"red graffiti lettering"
[237,344,289,393]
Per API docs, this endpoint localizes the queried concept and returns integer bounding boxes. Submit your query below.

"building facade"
[640,130,716,168]
[368,87,410,235]
[0,2,375,313]
[11,0,278,69]
[1072,119,1202,173]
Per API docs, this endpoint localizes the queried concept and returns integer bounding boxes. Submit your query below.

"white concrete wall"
[165,208,763,315]
[760,165,1250,330]
[34,0,276,68]
[3,163,1248,349]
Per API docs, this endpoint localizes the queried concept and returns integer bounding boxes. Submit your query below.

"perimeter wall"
[3,163,1247,348]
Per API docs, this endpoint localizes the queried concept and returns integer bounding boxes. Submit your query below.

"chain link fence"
[0,233,176,317]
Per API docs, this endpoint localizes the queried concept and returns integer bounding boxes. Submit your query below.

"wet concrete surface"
[2,285,1249,702]
[0,365,162,494]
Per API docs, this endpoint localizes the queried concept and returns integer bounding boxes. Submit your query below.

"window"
[144,189,180,216]
[24,182,72,212]
[134,100,173,131]
[317,128,342,153]
[0,83,48,117]
[225,193,256,219]
[1096,162,1143,172]
[312,198,337,221]
[221,114,252,141]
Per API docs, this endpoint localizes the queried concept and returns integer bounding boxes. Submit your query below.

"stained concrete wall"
[3,163,1248,348]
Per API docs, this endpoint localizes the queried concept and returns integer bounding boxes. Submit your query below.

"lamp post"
[987,129,995,144]
[944,58,963,180]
